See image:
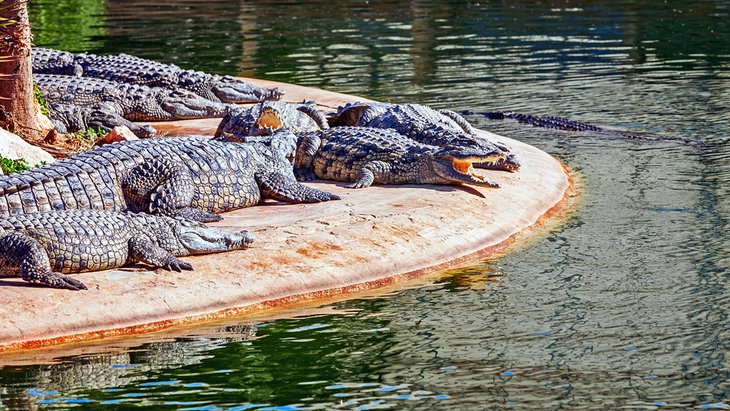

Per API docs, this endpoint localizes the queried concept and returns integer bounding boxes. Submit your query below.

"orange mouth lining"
[452,159,485,180]
[257,108,284,130]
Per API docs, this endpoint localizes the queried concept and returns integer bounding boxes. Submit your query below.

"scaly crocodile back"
[31,48,82,76]
[299,127,431,182]
[0,138,257,217]
[76,53,182,88]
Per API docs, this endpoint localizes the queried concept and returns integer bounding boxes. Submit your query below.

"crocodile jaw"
[431,154,506,186]
[161,91,233,119]
[178,225,255,254]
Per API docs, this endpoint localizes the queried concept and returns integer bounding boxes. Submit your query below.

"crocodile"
[30,47,83,76]
[0,133,339,222]
[46,102,157,138]
[294,127,507,189]
[329,102,521,171]
[0,209,255,290]
[32,48,284,103]
[465,110,707,146]
[34,73,235,124]
[215,101,329,142]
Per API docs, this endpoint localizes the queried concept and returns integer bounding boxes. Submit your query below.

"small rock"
[0,128,56,166]
[100,126,139,145]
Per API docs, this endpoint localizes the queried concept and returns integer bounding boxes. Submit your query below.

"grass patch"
[67,127,107,152]
[33,83,50,116]
[0,156,31,175]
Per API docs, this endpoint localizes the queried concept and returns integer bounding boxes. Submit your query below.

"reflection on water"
[5,0,729,409]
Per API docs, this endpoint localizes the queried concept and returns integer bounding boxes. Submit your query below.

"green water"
[1,0,728,409]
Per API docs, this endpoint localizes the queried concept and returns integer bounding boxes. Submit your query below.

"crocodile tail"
[296,105,330,130]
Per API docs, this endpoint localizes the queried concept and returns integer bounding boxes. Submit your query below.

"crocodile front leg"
[256,171,340,203]
[128,237,194,272]
[121,159,222,222]
[348,161,392,188]
[0,233,88,290]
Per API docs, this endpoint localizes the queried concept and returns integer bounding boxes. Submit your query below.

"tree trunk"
[0,0,52,143]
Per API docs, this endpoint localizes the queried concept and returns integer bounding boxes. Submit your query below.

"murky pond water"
[1,0,728,409]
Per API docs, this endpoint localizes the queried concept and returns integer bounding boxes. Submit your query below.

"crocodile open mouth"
[452,159,484,179]
[256,108,283,131]
[451,155,506,181]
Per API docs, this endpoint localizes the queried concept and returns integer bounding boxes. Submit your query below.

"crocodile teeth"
[256,108,283,130]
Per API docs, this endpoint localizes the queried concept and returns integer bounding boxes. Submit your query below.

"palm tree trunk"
[0,0,51,143]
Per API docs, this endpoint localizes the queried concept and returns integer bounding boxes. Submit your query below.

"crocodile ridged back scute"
[309,127,427,182]
[0,140,150,217]
[34,74,126,106]
[1,210,134,272]
[78,53,182,88]
[31,48,80,75]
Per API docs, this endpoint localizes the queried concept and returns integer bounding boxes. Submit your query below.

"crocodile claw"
[162,257,194,272]
[47,273,88,291]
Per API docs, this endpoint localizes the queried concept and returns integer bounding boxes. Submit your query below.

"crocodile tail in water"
[463,110,604,132]
[463,110,707,147]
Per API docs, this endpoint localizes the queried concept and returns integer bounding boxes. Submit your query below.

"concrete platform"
[0,79,574,354]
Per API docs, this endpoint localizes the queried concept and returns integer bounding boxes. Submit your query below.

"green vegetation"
[28,0,107,51]
[33,83,49,116]
[0,156,31,175]
[67,127,106,152]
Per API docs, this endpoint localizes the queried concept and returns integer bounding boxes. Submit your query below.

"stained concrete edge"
[0,79,575,354]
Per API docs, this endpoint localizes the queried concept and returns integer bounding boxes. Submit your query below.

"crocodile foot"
[160,256,194,272]
[45,273,88,291]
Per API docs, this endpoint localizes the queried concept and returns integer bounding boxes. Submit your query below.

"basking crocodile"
[31,47,82,76]
[294,127,508,189]
[32,48,284,103]
[0,209,255,290]
[329,102,520,171]
[215,101,329,142]
[46,102,157,138]
[0,133,339,221]
[34,73,234,123]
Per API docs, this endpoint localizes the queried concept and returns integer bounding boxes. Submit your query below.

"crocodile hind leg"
[347,161,392,189]
[256,171,340,203]
[128,237,194,272]
[122,159,222,222]
[0,233,88,290]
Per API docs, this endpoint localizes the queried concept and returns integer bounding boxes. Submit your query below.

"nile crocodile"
[215,101,329,142]
[294,127,507,189]
[32,47,284,103]
[329,102,520,171]
[465,110,707,146]
[46,102,157,138]
[0,209,255,290]
[31,47,82,76]
[0,133,339,221]
[34,73,234,123]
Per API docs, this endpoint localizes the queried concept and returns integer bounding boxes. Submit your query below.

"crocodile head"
[160,89,234,119]
[428,145,509,187]
[475,152,521,172]
[212,76,285,103]
[176,220,255,254]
